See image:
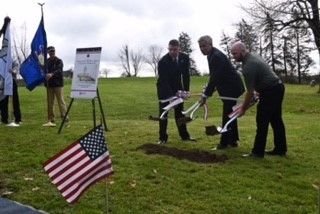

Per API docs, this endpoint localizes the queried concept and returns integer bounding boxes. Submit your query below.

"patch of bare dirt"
[137,143,227,164]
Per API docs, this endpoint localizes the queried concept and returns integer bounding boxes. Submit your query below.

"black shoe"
[265,150,286,156]
[182,137,197,142]
[158,140,167,145]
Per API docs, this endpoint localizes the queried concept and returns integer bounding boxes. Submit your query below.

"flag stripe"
[48,148,85,176]
[53,155,90,184]
[43,125,113,204]
[56,152,109,190]
[54,155,92,186]
[65,166,113,203]
[66,170,113,204]
[44,142,81,170]
[59,154,110,192]
[61,158,112,195]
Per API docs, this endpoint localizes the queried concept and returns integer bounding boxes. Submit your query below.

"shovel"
[205,114,239,136]
[149,97,184,121]
[177,102,208,125]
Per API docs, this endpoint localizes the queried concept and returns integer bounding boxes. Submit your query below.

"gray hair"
[198,35,212,45]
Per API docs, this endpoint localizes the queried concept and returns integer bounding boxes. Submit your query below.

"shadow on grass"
[137,143,228,164]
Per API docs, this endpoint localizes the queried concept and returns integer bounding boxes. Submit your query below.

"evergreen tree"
[284,23,315,83]
[178,32,200,76]
[234,19,259,52]
[219,31,233,61]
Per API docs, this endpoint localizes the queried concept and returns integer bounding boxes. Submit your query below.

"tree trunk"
[307,0,320,92]
[296,30,301,84]
[283,38,287,78]
[259,37,263,57]
[270,30,276,73]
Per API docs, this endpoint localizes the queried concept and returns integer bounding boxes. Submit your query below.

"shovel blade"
[205,125,222,136]
[148,115,163,121]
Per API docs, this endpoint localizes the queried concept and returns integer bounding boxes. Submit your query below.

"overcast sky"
[2,0,319,77]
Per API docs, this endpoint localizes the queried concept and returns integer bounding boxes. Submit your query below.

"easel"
[58,88,108,134]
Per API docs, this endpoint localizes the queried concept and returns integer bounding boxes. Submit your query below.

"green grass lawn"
[0,77,319,213]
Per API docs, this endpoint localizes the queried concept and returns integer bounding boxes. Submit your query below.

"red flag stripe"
[65,166,113,203]
[59,156,111,194]
[58,152,110,191]
[61,158,112,196]
[67,170,114,204]
[52,155,91,185]
[44,143,81,170]
[63,162,111,198]
[54,156,92,187]
[48,150,86,178]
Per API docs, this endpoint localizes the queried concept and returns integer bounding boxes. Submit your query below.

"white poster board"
[71,47,102,99]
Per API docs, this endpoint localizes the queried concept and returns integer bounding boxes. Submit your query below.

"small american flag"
[43,125,113,204]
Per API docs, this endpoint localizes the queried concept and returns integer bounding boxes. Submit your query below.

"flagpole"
[38,2,46,75]
[105,178,109,214]
[102,123,109,214]
[38,2,45,13]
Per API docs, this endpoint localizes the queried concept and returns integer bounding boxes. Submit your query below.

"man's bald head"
[231,41,248,62]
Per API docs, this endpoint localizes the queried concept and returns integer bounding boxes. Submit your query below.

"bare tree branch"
[130,48,144,77]
[144,44,163,76]
[118,44,131,77]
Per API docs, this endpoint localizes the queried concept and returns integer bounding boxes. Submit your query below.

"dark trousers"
[12,80,21,123]
[0,80,21,124]
[252,83,287,156]
[159,102,190,141]
[220,100,239,145]
[0,95,9,124]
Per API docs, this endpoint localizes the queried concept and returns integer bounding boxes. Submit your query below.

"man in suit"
[198,35,245,149]
[156,39,195,144]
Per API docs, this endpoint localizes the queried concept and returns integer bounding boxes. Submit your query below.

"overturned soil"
[137,143,228,164]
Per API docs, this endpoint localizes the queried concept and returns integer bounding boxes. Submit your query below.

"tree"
[130,49,144,77]
[12,23,29,67]
[281,35,293,77]
[261,13,282,73]
[178,32,200,76]
[144,45,163,76]
[234,19,259,52]
[101,68,111,78]
[118,45,132,77]
[241,0,320,91]
[287,24,315,82]
[219,31,233,61]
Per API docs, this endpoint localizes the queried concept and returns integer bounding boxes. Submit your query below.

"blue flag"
[20,13,47,91]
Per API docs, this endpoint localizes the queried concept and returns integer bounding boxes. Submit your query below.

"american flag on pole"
[43,125,113,204]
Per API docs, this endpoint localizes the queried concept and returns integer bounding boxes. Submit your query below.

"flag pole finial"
[38,2,45,14]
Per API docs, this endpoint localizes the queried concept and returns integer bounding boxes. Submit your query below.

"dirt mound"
[137,143,227,164]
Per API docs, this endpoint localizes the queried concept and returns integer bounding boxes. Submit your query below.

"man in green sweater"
[230,41,287,158]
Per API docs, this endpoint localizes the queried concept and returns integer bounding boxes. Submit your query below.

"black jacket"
[157,52,190,100]
[46,56,64,87]
[204,47,244,97]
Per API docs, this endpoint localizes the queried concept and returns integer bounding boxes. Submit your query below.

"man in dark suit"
[198,35,245,149]
[156,39,195,144]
